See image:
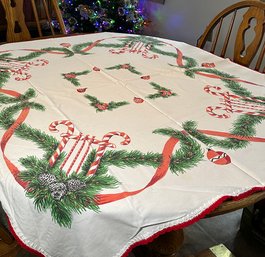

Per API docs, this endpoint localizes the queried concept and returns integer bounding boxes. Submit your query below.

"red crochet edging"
[7,217,44,257]
[121,186,265,257]
[6,186,265,257]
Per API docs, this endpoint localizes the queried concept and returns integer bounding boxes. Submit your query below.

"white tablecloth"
[0,32,264,257]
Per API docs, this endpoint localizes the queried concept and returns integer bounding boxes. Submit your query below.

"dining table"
[0,32,264,257]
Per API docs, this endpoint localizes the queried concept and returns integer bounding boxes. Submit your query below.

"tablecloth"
[0,32,264,257]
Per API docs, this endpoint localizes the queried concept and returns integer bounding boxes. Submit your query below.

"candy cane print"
[205,85,265,118]
[87,132,131,176]
[65,134,84,175]
[14,71,31,81]
[206,106,231,119]
[204,85,223,96]
[75,136,95,174]
[48,120,75,167]
[129,41,142,53]
[220,99,265,112]
[207,104,265,118]
[142,44,159,59]
[204,86,232,118]
[30,59,49,67]
[60,133,95,173]
[232,109,265,117]
[204,85,265,104]
[109,42,130,54]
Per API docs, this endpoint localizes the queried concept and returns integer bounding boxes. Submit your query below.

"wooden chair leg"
[147,229,184,257]
[0,224,21,257]
[132,229,184,257]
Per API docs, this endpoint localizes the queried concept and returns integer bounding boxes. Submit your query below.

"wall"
[142,0,239,46]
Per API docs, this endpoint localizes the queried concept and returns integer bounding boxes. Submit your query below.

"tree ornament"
[78,5,90,20]
[118,7,125,16]
[58,0,147,33]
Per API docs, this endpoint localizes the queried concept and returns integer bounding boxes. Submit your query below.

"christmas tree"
[58,0,146,34]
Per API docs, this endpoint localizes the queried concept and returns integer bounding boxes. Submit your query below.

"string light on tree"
[58,0,147,34]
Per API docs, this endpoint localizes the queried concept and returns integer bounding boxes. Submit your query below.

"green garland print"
[147,82,177,99]
[84,94,129,112]
[105,63,142,75]
[0,35,264,228]
[62,70,91,86]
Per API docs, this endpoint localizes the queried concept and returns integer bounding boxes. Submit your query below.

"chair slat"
[255,41,265,72]
[210,18,223,54]
[2,0,67,42]
[42,0,56,36]
[220,10,237,57]
[30,0,43,37]
[197,1,265,73]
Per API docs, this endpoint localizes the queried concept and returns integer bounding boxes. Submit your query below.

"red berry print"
[201,62,215,68]
[65,73,76,79]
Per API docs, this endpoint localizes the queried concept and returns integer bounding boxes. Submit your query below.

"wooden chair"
[1,0,67,42]
[197,0,265,73]
[0,223,21,257]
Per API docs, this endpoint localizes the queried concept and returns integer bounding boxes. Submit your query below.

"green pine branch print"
[62,70,91,86]
[19,155,119,228]
[147,82,177,99]
[84,94,129,112]
[105,63,142,75]
[154,128,204,174]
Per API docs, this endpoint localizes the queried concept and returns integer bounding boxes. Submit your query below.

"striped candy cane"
[58,133,96,175]
[75,136,95,174]
[87,131,131,176]
[14,71,31,81]
[204,85,265,103]
[109,43,130,54]
[48,120,75,167]
[206,106,231,119]
[205,85,265,118]
[142,43,158,59]
[29,59,49,67]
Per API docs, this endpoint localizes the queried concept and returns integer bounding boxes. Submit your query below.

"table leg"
[133,229,184,257]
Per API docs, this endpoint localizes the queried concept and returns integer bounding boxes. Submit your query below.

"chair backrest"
[197,0,265,73]
[1,0,67,43]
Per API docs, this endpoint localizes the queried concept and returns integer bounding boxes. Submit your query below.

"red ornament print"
[77,88,87,93]
[141,75,150,80]
[93,67,101,71]
[60,43,71,48]
[207,149,231,165]
[133,97,144,103]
